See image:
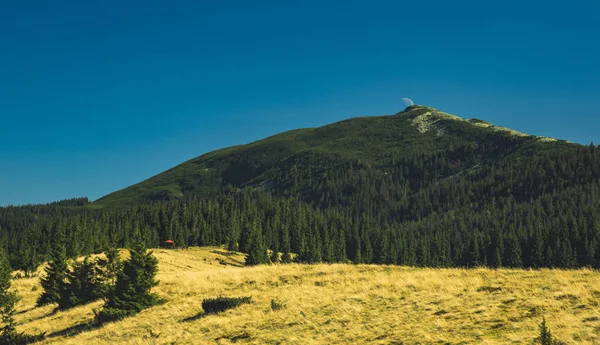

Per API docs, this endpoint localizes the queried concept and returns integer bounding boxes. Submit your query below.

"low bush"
[94,308,138,324]
[270,299,286,311]
[202,296,252,314]
[0,332,46,345]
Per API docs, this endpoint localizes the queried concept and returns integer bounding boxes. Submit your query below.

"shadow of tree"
[46,320,101,338]
[16,309,58,326]
[15,306,37,315]
[180,312,206,323]
[210,249,237,257]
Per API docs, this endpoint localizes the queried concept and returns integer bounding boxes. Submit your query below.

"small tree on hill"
[36,243,68,307]
[281,225,293,263]
[58,256,103,310]
[537,318,566,345]
[94,244,160,323]
[95,248,123,298]
[539,318,553,345]
[244,223,268,266]
[281,251,293,264]
[270,247,279,264]
[0,245,44,344]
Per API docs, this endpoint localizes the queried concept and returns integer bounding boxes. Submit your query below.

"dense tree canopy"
[1,108,600,270]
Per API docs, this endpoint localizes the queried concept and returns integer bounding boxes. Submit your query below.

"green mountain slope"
[3,105,600,270]
[95,105,574,207]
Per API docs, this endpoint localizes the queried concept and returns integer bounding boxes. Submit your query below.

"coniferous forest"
[2,106,600,271]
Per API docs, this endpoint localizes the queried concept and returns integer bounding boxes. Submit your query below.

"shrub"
[94,308,137,324]
[270,299,286,311]
[202,296,251,315]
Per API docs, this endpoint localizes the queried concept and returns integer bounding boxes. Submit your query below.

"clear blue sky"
[1,1,599,206]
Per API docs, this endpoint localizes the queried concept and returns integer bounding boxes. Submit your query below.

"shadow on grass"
[180,312,206,323]
[16,309,58,326]
[46,320,102,338]
[15,306,36,315]
[210,249,237,257]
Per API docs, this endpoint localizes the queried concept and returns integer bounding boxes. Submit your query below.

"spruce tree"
[505,235,523,268]
[95,244,160,323]
[281,251,293,264]
[468,234,481,267]
[493,247,502,268]
[245,223,268,266]
[539,318,553,345]
[0,245,44,344]
[96,248,123,298]
[270,248,279,264]
[58,256,102,310]
[36,238,68,306]
[0,247,18,341]
[280,225,292,263]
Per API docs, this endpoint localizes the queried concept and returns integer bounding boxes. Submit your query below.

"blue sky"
[1,0,599,206]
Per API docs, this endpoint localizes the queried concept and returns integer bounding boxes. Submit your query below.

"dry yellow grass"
[11,247,600,344]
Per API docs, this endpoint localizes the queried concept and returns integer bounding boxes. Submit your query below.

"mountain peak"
[94,106,571,206]
[401,105,558,142]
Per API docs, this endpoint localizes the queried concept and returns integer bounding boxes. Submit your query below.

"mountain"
[3,105,600,271]
[95,105,573,207]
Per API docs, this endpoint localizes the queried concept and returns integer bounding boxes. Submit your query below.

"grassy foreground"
[11,247,600,344]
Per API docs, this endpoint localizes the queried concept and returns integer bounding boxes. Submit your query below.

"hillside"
[2,105,600,273]
[13,247,600,344]
[95,105,574,207]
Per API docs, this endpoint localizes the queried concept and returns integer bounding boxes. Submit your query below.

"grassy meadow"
[11,247,600,344]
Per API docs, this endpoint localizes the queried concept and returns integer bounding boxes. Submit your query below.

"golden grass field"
[10,247,600,344]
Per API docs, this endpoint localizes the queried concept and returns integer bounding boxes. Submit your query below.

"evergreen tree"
[245,222,269,266]
[467,233,480,267]
[531,231,545,268]
[280,225,292,263]
[96,248,123,298]
[505,235,523,268]
[493,246,502,268]
[36,237,68,306]
[269,248,279,264]
[0,245,44,344]
[58,256,103,310]
[95,244,160,323]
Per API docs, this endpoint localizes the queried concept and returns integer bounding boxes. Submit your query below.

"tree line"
[1,142,599,270]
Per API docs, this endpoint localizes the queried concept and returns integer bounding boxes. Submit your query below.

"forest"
[1,131,599,271]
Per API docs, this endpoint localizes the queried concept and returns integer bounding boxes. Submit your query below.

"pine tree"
[280,225,292,263]
[467,233,480,267]
[493,246,502,268]
[58,256,103,310]
[95,244,161,323]
[0,247,18,341]
[245,222,268,266]
[36,238,68,306]
[269,248,279,264]
[96,248,123,298]
[538,318,553,345]
[505,235,523,268]
[531,231,545,268]
[0,245,44,344]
